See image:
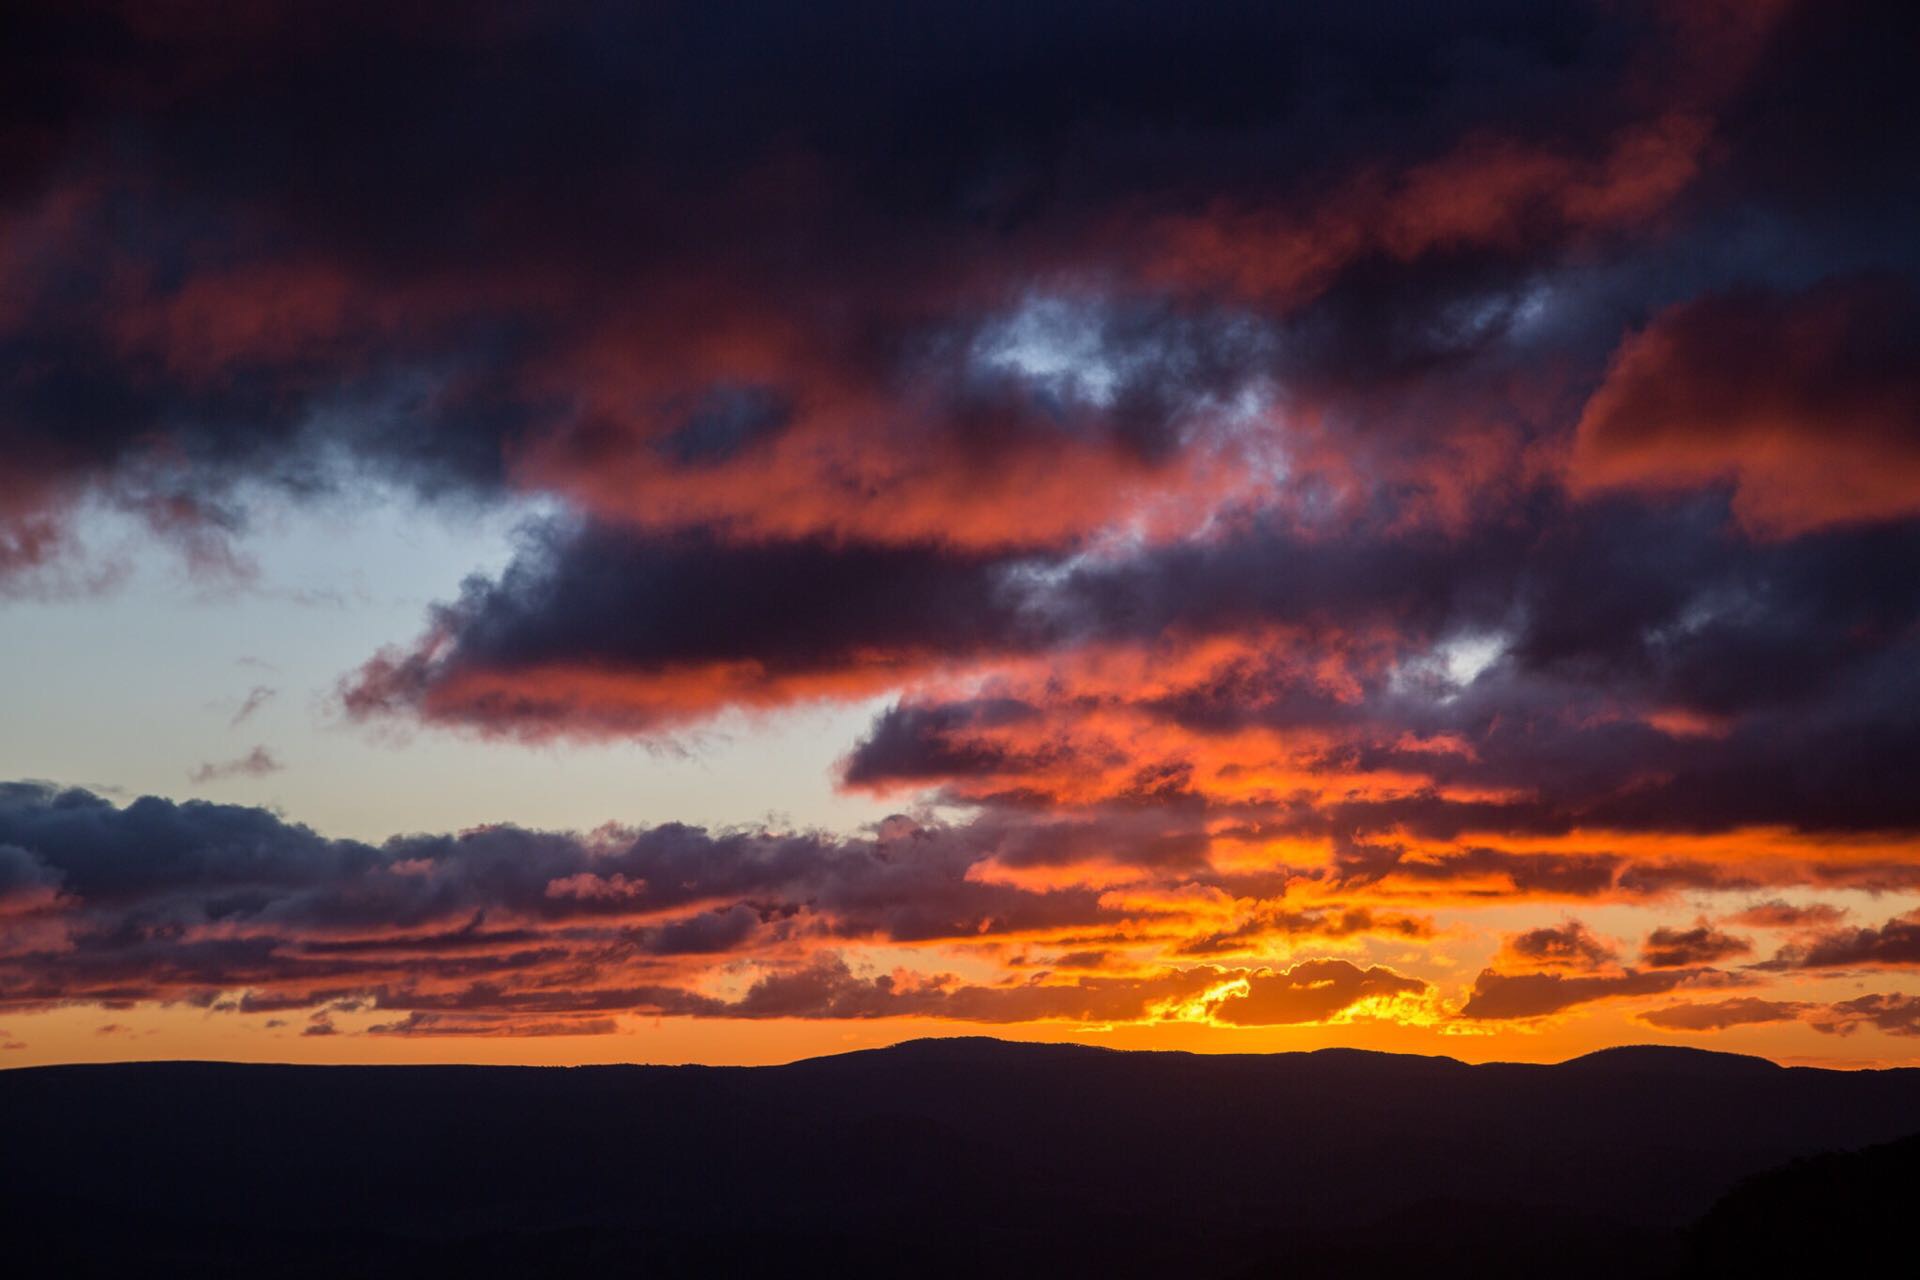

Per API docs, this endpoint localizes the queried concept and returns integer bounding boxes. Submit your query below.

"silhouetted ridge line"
[6,1039,1919,1279]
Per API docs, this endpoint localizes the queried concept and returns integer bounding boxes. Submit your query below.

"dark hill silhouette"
[1556,1042,1790,1075]
[3,1037,1917,1278]
[1686,1130,1920,1273]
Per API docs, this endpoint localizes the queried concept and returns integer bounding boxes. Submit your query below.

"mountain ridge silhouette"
[5,1037,1916,1277]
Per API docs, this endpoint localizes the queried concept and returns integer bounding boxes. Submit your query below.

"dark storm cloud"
[1,0,1877,559]
[651,387,794,468]
[8,0,1918,847]
[1710,0,1920,244]
[370,488,1920,809]
[345,507,1534,735]
[0,0,1706,561]
[841,700,1051,788]
[0,841,64,916]
[341,518,1043,733]
[0,780,377,903]
[821,492,1920,832]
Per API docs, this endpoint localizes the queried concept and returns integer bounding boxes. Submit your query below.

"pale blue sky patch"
[0,490,893,843]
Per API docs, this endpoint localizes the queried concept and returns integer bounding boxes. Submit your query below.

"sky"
[3,0,1920,1068]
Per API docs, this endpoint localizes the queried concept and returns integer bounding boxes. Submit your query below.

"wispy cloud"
[188,746,284,784]
[229,685,278,727]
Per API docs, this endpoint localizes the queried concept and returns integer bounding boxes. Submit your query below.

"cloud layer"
[2,782,1916,1043]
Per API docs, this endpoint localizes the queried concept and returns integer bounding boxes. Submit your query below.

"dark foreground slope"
[1683,1130,1920,1272]
[4,1038,1918,1278]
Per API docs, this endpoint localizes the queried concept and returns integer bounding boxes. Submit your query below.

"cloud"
[1640,998,1811,1032]
[1205,960,1427,1027]
[660,953,1426,1027]
[10,0,1756,569]
[0,764,1901,1038]
[1760,910,1920,970]
[816,493,1920,845]
[1642,993,1920,1040]
[0,0,1836,581]
[1459,967,1735,1020]
[229,686,277,727]
[1571,278,1920,536]
[1495,921,1618,972]
[0,782,1211,1020]
[0,781,1428,1034]
[1466,908,1767,1024]
[6,2,1917,862]
[1724,901,1849,930]
[1175,906,1433,958]
[1641,923,1753,969]
[187,746,284,784]
[347,497,1920,863]
[365,1012,620,1038]
[0,842,64,915]
[340,522,1040,736]
[1812,993,1920,1038]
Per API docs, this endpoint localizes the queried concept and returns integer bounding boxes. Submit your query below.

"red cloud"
[1571,278,1920,536]
[1153,112,1715,305]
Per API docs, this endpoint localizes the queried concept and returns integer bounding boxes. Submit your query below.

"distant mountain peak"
[829,1035,1114,1062]
[1559,1044,1783,1075]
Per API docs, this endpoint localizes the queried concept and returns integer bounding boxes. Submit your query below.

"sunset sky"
[4,0,1919,1069]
